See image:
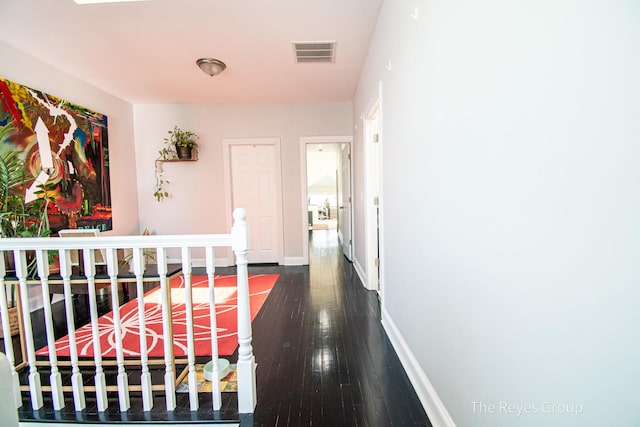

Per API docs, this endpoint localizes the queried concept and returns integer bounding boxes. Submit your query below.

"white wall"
[354,1,640,426]
[0,41,140,237]
[133,102,352,262]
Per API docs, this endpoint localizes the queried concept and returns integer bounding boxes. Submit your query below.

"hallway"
[247,229,431,426]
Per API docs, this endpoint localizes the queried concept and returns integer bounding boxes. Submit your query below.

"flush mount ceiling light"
[196,58,227,77]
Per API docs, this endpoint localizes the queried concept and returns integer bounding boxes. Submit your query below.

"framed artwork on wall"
[0,77,112,234]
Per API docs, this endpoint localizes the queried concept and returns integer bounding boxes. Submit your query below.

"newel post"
[0,353,19,427]
[232,208,256,413]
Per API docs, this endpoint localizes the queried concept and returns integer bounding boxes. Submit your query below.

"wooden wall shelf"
[157,148,198,162]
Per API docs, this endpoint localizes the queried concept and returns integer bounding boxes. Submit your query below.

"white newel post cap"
[232,208,249,252]
[233,208,247,225]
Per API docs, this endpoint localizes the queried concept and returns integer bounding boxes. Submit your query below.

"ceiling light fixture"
[196,58,226,77]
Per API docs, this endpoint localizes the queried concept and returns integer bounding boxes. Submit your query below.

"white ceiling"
[0,0,382,104]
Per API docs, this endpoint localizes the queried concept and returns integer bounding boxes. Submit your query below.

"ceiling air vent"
[293,41,336,63]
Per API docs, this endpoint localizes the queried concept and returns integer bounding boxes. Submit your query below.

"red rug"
[36,274,279,358]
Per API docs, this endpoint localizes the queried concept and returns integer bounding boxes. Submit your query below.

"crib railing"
[0,208,255,417]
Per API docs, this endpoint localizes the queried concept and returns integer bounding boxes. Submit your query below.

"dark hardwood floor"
[11,230,431,426]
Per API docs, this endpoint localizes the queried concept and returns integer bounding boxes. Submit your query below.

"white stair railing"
[0,208,255,416]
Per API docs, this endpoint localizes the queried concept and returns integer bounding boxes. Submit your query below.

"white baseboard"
[353,257,367,288]
[381,306,456,427]
[282,256,307,266]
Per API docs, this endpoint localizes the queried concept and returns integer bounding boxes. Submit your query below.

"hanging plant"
[153,160,170,202]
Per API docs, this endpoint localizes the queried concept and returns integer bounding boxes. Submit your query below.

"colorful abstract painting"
[0,77,111,233]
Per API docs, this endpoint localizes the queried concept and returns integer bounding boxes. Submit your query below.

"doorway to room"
[300,136,353,265]
[306,143,338,232]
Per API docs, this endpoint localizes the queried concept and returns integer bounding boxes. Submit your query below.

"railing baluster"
[181,246,198,411]
[106,248,130,411]
[205,246,222,410]
[15,250,43,410]
[83,249,108,411]
[36,249,64,410]
[232,208,257,413]
[59,248,85,411]
[133,247,153,411]
[156,247,176,411]
[0,251,21,409]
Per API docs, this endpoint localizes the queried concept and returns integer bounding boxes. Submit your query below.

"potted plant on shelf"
[164,125,199,160]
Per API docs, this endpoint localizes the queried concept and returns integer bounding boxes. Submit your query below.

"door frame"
[223,137,284,265]
[364,83,383,294]
[299,135,353,265]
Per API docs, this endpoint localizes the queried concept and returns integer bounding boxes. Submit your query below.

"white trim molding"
[381,307,456,427]
[353,257,367,289]
[283,256,306,266]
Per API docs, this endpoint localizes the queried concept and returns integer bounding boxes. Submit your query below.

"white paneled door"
[225,138,282,264]
[338,144,352,261]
